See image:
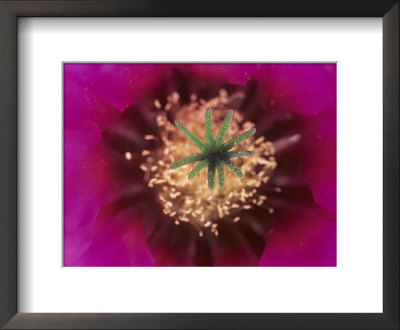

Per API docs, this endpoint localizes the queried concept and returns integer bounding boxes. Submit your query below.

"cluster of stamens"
[139,90,277,237]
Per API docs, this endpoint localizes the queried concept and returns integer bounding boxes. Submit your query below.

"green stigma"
[170,108,255,190]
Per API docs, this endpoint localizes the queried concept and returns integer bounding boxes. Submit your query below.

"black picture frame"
[0,1,398,329]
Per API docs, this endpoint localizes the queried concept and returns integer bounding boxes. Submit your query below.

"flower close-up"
[64,63,336,267]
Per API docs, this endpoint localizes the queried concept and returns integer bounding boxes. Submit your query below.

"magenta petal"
[259,209,336,266]
[64,64,120,130]
[64,66,120,265]
[64,64,174,112]
[259,64,336,116]
[263,64,337,216]
[67,207,154,266]
[186,63,261,85]
[299,111,337,216]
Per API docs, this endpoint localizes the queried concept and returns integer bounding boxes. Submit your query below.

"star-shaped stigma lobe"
[170,108,256,190]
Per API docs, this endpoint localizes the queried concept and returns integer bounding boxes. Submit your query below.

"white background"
[18,18,383,313]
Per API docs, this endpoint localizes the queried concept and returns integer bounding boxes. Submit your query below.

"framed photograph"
[0,1,398,329]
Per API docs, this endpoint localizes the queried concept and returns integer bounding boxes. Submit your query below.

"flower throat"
[140,90,277,237]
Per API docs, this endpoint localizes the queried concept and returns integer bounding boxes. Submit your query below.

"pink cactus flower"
[64,63,336,267]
